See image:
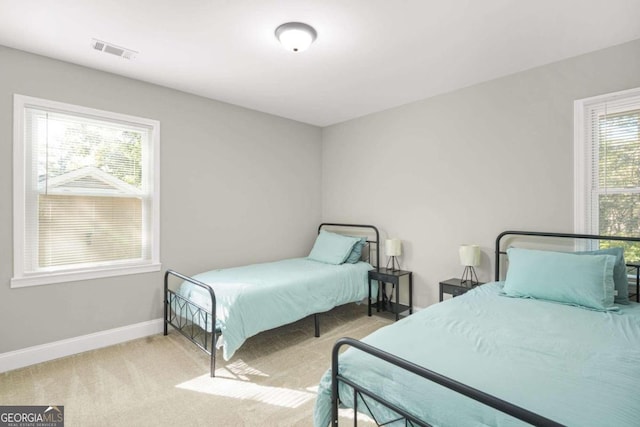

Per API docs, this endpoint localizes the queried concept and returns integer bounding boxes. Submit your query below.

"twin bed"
[165,227,640,426]
[314,231,640,427]
[163,223,379,377]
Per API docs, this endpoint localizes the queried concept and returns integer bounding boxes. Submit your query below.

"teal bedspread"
[314,282,640,426]
[177,257,374,361]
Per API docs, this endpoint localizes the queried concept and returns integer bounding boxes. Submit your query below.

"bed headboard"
[494,230,640,283]
[318,223,380,268]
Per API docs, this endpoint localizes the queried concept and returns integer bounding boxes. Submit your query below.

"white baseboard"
[0,318,164,374]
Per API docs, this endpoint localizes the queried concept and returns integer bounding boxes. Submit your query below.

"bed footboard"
[331,337,563,427]
[164,269,219,377]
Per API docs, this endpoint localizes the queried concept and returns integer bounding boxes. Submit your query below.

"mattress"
[314,281,640,426]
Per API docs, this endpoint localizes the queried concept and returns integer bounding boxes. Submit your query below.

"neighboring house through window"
[574,87,640,261]
[12,95,160,287]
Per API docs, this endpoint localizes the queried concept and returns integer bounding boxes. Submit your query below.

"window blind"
[23,106,152,272]
[583,92,640,260]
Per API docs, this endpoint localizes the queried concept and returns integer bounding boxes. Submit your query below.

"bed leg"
[163,271,169,336]
[211,332,218,378]
[314,313,320,337]
[163,302,168,336]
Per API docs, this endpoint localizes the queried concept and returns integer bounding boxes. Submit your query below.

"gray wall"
[0,45,322,353]
[3,38,640,354]
[322,38,640,308]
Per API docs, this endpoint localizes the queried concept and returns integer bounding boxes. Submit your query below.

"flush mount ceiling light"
[275,22,317,52]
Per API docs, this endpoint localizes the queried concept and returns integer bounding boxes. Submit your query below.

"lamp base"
[461,266,479,286]
[386,256,401,272]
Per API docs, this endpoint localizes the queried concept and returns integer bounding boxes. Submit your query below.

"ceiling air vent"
[91,39,137,60]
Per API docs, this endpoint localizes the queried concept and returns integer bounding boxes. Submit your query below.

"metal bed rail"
[331,337,564,427]
[164,269,218,377]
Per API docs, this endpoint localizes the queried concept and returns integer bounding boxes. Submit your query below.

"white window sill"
[11,263,162,288]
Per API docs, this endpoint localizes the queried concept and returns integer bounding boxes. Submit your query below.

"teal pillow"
[345,237,367,263]
[308,230,360,265]
[503,248,617,311]
[575,247,629,305]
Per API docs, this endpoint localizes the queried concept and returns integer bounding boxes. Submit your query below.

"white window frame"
[12,94,161,288]
[574,86,640,236]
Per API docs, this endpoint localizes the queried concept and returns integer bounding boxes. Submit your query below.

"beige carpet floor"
[0,304,392,426]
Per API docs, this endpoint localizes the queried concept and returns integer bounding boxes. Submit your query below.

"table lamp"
[459,244,480,285]
[385,238,402,271]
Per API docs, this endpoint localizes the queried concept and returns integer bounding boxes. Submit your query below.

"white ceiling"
[1,1,640,127]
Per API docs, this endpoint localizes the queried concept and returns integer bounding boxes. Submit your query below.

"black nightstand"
[368,268,413,321]
[439,278,485,302]
[627,263,640,302]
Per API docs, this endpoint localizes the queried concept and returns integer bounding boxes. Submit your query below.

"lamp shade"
[459,244,480,267]
[385,239,402,257]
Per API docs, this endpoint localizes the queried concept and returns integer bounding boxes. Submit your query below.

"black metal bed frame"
[331,230,640,426]
[164,222,379,377]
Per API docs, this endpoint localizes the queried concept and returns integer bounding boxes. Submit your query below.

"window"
[574,87,640,261]
[12,95,160,287]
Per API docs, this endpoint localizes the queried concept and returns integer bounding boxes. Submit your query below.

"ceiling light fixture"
[275,22,317,52]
